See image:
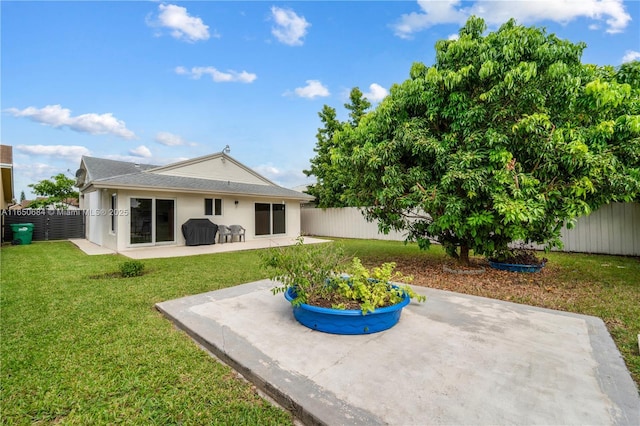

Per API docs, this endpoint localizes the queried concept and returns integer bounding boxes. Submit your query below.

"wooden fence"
[301,203,640,256]
[1,210,86,242]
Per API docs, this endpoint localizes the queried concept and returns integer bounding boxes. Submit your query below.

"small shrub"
[120,260,145,278]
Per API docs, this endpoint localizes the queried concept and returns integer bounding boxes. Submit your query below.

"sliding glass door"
[255,203,286,236]
[130,198,152,244]
[155,199,175,243]
[272,204,286,234]
[130,197,175,245]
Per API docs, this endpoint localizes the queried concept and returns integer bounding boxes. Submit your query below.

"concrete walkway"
[157,280,640,426]
[69,236,329,259]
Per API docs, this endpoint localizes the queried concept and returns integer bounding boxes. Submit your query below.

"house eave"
[85,181,314,202]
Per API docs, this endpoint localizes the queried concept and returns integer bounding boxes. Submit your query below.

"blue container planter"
[284,287,410,335]
[488,260,545,273]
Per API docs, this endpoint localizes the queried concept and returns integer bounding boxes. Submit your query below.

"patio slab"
[156,280,640,426]
[69,236,329,259]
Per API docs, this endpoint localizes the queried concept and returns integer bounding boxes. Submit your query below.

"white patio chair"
[217,225,232,244]
[229,225,246,242]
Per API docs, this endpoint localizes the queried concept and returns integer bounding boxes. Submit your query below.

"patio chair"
[229,225,246,242]
[217,225,232,244]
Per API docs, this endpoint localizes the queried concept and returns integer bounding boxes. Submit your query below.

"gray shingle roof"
[82,156,158,182]
[81,156,313,201]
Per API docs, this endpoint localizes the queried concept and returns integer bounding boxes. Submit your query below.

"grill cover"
[181,219,218,246]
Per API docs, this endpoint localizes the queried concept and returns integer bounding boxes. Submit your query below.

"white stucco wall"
[108,190,303,251]
[86,191,103,246]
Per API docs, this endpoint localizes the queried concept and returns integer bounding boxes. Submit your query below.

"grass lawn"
[2,239,638,424]
[1,242,293,425]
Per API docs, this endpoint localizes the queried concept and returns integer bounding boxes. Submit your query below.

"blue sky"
[2,0,639,199]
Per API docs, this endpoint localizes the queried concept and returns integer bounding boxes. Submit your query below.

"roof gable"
[149,153,273,186]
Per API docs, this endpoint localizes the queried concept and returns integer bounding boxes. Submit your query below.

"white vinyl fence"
[301,203,640,256]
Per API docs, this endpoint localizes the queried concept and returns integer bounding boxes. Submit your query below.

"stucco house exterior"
[76,152,314,252]
[1,145,15,209]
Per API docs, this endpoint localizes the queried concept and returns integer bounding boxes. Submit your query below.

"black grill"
[181,219,218,246]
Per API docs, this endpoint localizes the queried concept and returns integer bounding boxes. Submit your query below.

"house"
[0,145,14,209]
[76,152,314,252]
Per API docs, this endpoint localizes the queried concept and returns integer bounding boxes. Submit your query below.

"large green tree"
[327,17,640,264]
[28,173,79,209]
[304,88,371,207]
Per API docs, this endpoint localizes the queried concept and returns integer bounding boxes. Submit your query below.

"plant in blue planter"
[261,237,426,334]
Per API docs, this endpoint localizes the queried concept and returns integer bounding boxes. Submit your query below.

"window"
[110,193,117,233]
[205,198,222,216]
[255,203,286,236]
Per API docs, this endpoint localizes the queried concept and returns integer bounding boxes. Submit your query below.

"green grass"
[1,242,292,425]
[2,239,638,424]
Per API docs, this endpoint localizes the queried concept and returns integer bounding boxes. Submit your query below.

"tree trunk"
[459,244,470,266]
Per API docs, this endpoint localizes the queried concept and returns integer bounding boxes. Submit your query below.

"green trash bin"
[10,223,34,245]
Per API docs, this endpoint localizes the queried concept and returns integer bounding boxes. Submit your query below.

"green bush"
[263,237,425,313]
[120,260,145,278]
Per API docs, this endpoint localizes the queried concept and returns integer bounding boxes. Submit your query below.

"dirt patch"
[360,257,577,311]
[88,271,149,279]
[89,272,124,280]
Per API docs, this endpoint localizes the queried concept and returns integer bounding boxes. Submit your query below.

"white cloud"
[622,50,640,63]
[363,83,389,102]
[13,162,62,197]
[152,4,210,42]
[448,33,459,41]
[14,162,59,180]
[130,145,152,158]
[393,0,631,38]
[253,163,309,188]
[155,131,197,147]
[175,66,257,83]
[270,6,310,46]
[5,105,136,139]
[291,80,330,99]
[393,0,467,39]
[16,145,91,162]
[254,164,281,177]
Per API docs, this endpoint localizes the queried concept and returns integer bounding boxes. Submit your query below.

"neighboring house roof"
[78,153,314,201]
[291,184,311,193]
[9,197,80,210]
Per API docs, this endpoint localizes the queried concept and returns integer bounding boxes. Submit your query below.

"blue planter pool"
[488,260,545,273]
[285,287,410,335]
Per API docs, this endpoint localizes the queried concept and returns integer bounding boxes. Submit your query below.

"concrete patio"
[69,236,329,259]
[157,280,640,426]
